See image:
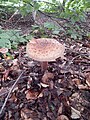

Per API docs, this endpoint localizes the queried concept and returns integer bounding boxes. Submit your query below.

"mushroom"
[0,48,8,54]
[0,48,8,59]
[26,38,65,72]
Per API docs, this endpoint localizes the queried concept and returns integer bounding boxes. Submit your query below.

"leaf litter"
[0,37,90,120]
[0,24,90,120]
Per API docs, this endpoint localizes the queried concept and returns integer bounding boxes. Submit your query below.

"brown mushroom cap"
[26,38,65,61]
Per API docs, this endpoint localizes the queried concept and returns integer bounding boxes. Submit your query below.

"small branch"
[0,71,25,115]
[0,76,30,97]
[28,2,69,23]
[37,10,66,30]
[8,10,19,21]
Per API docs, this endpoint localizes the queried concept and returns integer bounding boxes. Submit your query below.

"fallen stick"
[0,76,30,97]
[0,71,25,115]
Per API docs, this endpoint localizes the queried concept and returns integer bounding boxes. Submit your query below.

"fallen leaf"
[78,84,90,90]
[10,59,19,71]
[2,69,10,80]
[47,111,54,119]
[9,93,17,102]
[57,103,63,115]
[57,115,69,120]
[21,108,38,120]
[49,80,54,89]
[85,73,90,87]
[72,78,81,85]
[71,92,79,99]
[0,64,5,72]
[38,92,43,98]
[42,71,54,84]
[33,29,39,34]
[25,90,39,100]
[40,82,49,88]
[71,107,81,119]
[12,59,18,66]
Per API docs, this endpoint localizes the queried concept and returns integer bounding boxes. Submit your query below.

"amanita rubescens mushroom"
[26,38,65,72]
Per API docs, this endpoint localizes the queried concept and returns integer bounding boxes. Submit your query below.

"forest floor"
[0,12,90,120]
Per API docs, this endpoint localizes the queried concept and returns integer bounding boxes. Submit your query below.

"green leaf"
[71,34,77,39]
[52,30,60,35]
[0,39,11,49]
[44,22,55,30]
[26,35,33,40]
[6,52,14,59]
[33,2,40,11]
[18,37,27,43]
[0,33,10,39]
[32,25,39,30]
[11,41,18,49]
[87,32,90,37]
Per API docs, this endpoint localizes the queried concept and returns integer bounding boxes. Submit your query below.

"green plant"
[21,0,90,39]
[0,0,90,40]
[44,22,65,35]
[0,29,32,49]
[64,22,85,39]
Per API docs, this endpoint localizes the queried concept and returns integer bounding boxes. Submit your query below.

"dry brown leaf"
[10,59,19,71]
[9,93,17,102]
[72,78,81,85]
[12,59,18,66]
[85,73,90,87]
[78,84,90,90]
[57,115,69,120]
[11,65,19,71]
[2,69,10,80]
[37,92,43,98]
[57,103,63,115]
[25,90,39,100]
[71,107,81,119]
[0,64,5,72]
[49,80,54,89]
[71,92,79,99]
[42,71,54,84]
[21,108,37,120]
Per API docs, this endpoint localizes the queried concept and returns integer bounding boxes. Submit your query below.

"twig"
[0,71,25,115]
[37,10,66,30]
[66,54,81,68]
[65,52,90,68]
[28,2,69,23]
[38,10,69,21]
[8,10,19,21]
[71,106,81,117]
[0,76,30,97]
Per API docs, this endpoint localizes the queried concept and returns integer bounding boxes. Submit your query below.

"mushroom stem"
[41,62,48,72]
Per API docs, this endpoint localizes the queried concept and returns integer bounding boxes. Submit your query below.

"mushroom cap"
[0,48,8,54]
[26,38,65,61]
